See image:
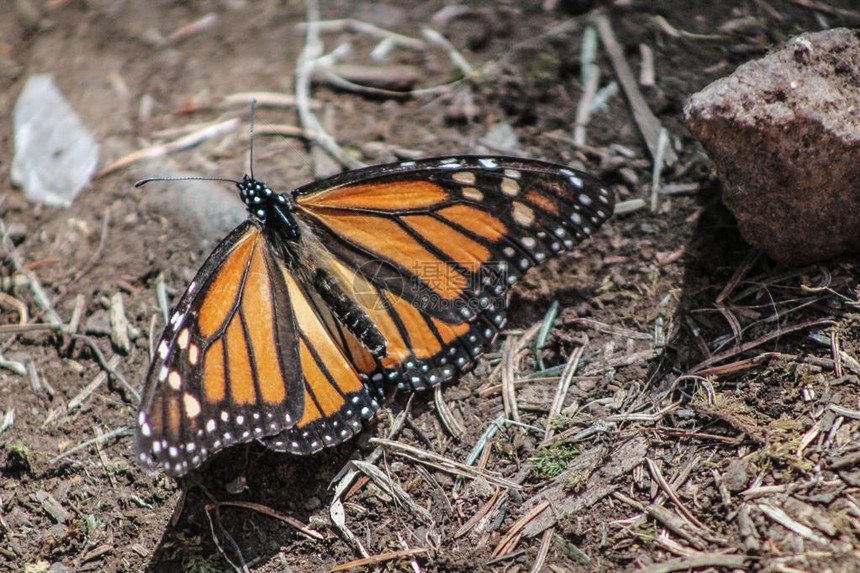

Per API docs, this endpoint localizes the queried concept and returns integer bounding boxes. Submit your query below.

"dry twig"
[593,14,677,166]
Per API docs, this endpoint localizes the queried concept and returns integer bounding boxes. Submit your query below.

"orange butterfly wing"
[135,221,380,475]
[290,156,614,392]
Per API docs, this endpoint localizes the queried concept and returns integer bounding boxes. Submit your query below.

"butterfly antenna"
[134,176,241,188]
[249,98,257,181]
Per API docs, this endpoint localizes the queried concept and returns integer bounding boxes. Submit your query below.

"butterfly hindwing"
[263,269,380,455]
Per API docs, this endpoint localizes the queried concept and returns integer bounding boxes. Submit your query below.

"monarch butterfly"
[135,150,613,477]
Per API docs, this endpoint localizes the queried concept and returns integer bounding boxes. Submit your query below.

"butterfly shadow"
[646,179,771,401]
[143,435,378,572]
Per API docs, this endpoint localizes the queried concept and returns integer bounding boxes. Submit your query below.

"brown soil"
[3,1,860,572]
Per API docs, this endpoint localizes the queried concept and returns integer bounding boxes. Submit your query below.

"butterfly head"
[237,174,301,241]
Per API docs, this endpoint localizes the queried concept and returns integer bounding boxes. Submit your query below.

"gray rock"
[11,74,100,208]
[684,28,860,265]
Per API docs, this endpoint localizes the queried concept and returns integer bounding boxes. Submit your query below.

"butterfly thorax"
[237,174,301,244]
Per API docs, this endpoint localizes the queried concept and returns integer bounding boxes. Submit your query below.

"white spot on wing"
[462,187,484,201]
[177,328,190,350]
[501,177,520,196]
[183,393,201,418]
[452,171,476,184]
[512,202,535,226]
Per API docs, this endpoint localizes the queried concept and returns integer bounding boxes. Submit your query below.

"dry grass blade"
[164,12,218,45]
[581,348,660,376]
[28,360,55,398]
[222,91,306,109]
[716,249,761,303]
[203,502,249,573]
[369,438,521,489]
[650,14,731,41]
[434,385,466,440]
[67,355,122,411]
[636,553,749,573]
[70,334,138,404]
[350,460,433,523]
[63,294,86,353]
[491,500,551,557]
[252,124,312,139]
[789,0,860,23]
[330,499,369,559]
[501,336,522,423]
[296,18,427,50]
[453,488,500,538]
[689,318,835,373]
[829,404,860,420]
[565,317,652,340]
[692,350,837,378]
[646,459,715,535]
[529,528,554,573]
[649,127,669,212]
[207,501,323,540]
[420,27,475,78]
[330,400,412,499]
[1,219,63,327]
[0,409,15,438]
[755,502,829,545]
[612,491,708,551]
[0,355,27,375]
[96,117,241,177]
[109,292,131,354]
[329,548,429,573]
[49,425,133,464]
[0,291,29,325]
[315,64,421,97]
[837,350,860,376]
[573,26,600,147]
[502,323,541,423]
[831,330,844,378]
[296,0,365,170]
[639,42,655,87]
[544,343,585,441]
[535,300,560,371]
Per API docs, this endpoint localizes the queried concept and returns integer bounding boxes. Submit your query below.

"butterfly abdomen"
[311,268,387,357]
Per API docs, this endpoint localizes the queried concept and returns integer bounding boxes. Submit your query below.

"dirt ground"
[3,1,860,572]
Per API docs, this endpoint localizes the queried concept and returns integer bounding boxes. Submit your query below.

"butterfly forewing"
[293,156,614,390]
[136,223,299,475]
